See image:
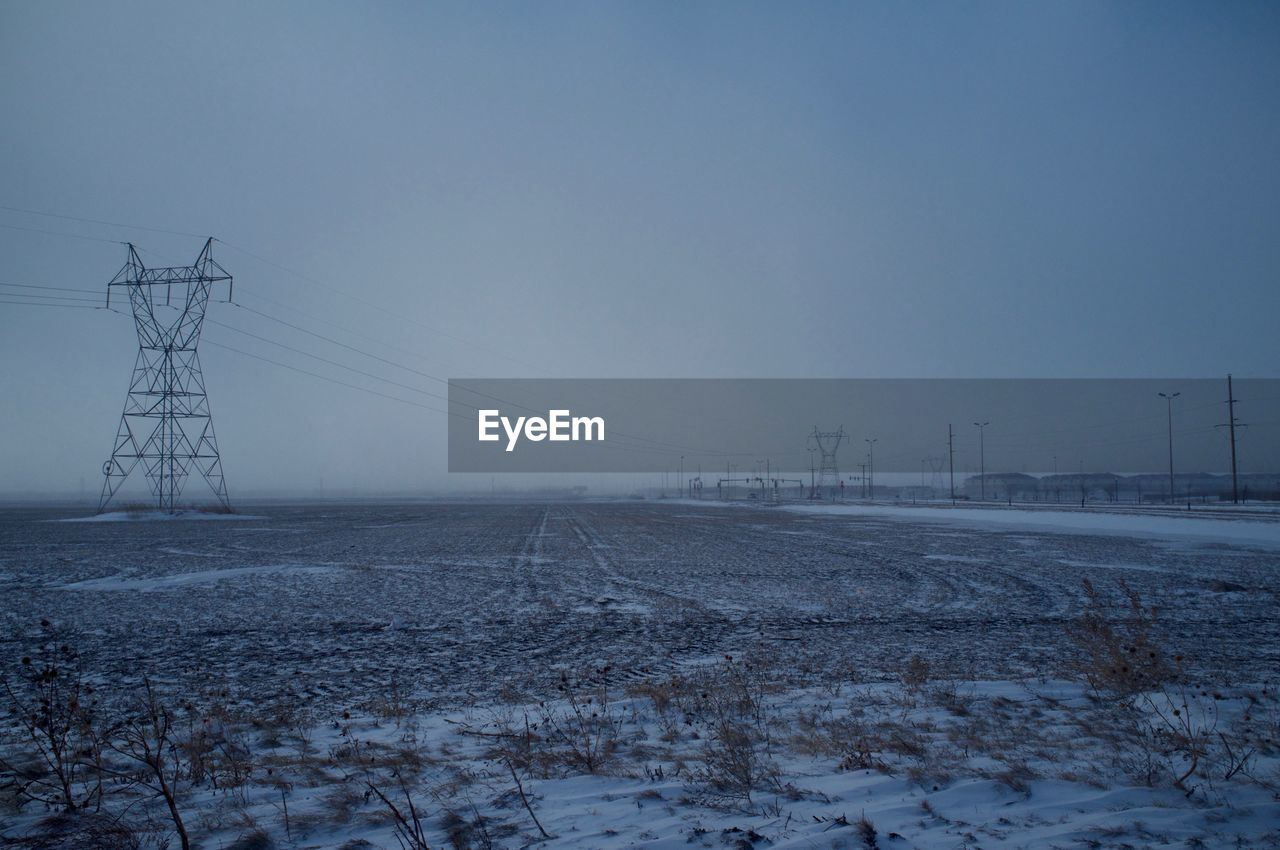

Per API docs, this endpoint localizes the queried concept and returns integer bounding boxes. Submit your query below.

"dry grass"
[3,620,1275,846]
[1069,578,1172,698]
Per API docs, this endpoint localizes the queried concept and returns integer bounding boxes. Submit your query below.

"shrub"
[0,623,107,813]
[1069,579,1171,697]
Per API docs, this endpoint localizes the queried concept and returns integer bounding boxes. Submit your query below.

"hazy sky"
[1,1,1277,496]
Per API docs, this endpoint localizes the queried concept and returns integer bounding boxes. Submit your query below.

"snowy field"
[1,500,1278,848]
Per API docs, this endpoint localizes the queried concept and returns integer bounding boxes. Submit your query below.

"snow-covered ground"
[778,500,1280,549]
[61,508,267,522]
[1,501,1277,848]
[59,563,339,591]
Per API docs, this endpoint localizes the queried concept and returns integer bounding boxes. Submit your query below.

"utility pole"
[1219,374,1243,504]
[973,421,989,501]
[1228,375,1239,504]
[948,424,955,503]
[1158,391,1180,503]
[808,448,815,498]
[864,438,877,500]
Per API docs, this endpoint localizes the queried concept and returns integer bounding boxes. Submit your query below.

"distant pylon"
[808,426,845,497]
[926,455,945,493]
[99,239,233,513]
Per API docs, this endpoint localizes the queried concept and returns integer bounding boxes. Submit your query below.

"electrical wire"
[2,204,1274,472]
[0,291,103,304]
[0,281,101,295]
[215,238,550,377]
[0,298,108,310]
[226,300,737,457]
[204,318,451,404]
[0,204,211,240]
[203,339,459,417]
[0,221,125,245]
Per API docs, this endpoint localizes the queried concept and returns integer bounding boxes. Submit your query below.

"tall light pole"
[864,438,877,499]
[1158,391,1179,503]
[973,422,989,500]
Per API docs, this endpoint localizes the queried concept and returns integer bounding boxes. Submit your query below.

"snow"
[779,501,1280,548]
[2,501,1278,848]
[59,563,338,591]
[23,675,1265,849]
[61,509,267,522]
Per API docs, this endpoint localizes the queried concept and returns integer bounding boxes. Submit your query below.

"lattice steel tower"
[808,425,845,497]
[99,239,233,513]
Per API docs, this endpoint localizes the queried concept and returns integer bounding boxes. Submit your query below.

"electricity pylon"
[99,239,233,513]
[808,425,845,497]
[925,454,945,494]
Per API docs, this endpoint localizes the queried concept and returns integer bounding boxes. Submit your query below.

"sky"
[1,1,1278,498]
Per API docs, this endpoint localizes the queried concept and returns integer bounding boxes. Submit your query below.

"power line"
[4,205,1273,475]
[0,221,125,245]
[227,300,734,457]
[1,204,544,375]
[232,300,455,387]
[0,298,106,310]
[205,318,452,404]
[0,281,101,295]
[202,337,697,459]
[234,284,752,446]
[237,288,475,376]
[0,290,103,304]
[0,204,210,239]
[206,315,719,459]
[204,339,458,417]
[11,289,1276,471]
[215,239,550,376]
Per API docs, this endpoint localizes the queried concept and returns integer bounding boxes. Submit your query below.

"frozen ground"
[1,500,1278,848]
[2,501,1276,706]
[61,509,269,523]
[779,500,1280,549]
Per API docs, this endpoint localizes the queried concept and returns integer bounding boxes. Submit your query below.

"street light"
[1158,391,1180,504]
[864,438,877,499]
[973,422,989,500]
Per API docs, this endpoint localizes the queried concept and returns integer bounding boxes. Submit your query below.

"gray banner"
[447,378,1278,476]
